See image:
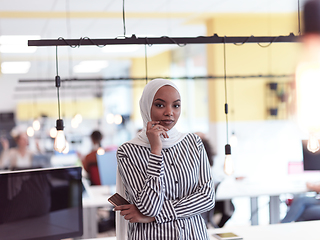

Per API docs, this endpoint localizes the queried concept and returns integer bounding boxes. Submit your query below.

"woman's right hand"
[146,121,168,155]
[0,138,9,150]
[115,204,155,223]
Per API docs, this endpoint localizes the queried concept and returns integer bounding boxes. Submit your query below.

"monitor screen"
[0,166,83,240]
[97,150,117,186]
[302,140,320,171]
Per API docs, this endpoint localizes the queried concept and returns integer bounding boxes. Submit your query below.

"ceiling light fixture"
[296,0,320,153]
[222,37,234,176]
[27,126,35,137]
[53,46,67,153]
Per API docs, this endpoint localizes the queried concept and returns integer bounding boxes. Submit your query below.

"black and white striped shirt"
[117,133,215,240]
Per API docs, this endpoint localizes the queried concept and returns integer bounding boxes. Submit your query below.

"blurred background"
[0,0,316,230]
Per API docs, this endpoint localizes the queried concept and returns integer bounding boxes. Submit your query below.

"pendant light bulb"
[54,119,66,153]
[224,144,234,176]
[33,119,41,131]
[97,147,105,155]
[27,126,34,137]
[62,141,70,154]
[50,127,57,138]
[71,118,79,129]
[74,113,82,124]
[296,1,320,140]
[307,133,320,153]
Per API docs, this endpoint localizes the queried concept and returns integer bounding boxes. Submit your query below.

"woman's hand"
[114,204,155,223]
[0,138,9,151]
[146,121,168,155]
[306,181,320,193]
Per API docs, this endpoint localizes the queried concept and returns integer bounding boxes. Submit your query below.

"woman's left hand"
[114,204,155,223]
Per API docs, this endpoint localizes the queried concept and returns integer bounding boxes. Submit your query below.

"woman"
[0,126,33,170]
[115,79,215,239]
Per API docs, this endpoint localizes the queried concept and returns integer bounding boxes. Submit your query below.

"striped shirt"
[117,133,215,240]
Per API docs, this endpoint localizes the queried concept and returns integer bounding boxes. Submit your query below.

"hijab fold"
[116,79,186,240]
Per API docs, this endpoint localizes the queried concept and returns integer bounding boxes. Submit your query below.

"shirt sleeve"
[117,145,166,217]
[155,139,215,223]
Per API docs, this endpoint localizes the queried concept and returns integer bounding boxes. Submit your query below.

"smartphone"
[213,232,243,240]
[108,193,130,207]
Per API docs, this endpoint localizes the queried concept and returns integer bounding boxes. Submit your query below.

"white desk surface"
[216,173,320,200]
[82,220,320,240]
[82,172,320,204]
[82,185,113,208]
[209,220,320,240]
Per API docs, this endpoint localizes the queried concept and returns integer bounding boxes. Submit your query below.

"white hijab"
[116,78,186,240]
[128,78,186,148]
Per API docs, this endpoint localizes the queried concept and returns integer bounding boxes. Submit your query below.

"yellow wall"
[206,13,302,122]
[130,51,171,121]
[16,98,103,120]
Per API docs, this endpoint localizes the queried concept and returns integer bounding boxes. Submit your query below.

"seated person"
[281,181,320,223]
[0,126,34,170]
[81,130,103,176]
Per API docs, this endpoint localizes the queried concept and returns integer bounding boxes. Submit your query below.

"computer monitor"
[302,140,320,171]
[97,150,117,186]
[0,166,83,240]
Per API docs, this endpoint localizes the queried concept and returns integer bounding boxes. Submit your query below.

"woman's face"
[17,133,29,147]
[150,85,181,130]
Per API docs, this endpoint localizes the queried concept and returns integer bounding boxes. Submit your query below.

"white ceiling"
[0,0,305,111]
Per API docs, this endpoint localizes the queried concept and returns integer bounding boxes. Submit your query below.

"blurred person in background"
[281,181,320,223]
[0,126,34,170]
[81,130,103,175]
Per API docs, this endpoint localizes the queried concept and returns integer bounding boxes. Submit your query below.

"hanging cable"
[55,46,61,119]
[223,36,234,176]
[298,0,301,35]
[54,45,67,153]
[145,44,148,84]
[122,0,126,36]
[224,37,229,144]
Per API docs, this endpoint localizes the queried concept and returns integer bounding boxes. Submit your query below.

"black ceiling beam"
[19,74,294,84]
[28,33,300,47]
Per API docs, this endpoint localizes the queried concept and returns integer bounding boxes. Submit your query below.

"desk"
[81,173,320,238]
[215,173,320,225]
[82,220,320,240]
[208,220,320,240]
[82,185,113,239]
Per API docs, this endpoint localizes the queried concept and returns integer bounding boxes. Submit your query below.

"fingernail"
[112,208,115,211]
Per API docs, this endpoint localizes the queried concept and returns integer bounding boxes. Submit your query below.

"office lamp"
[222,37,234,176]
[296,0,320,153]
[53,46,67,153]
